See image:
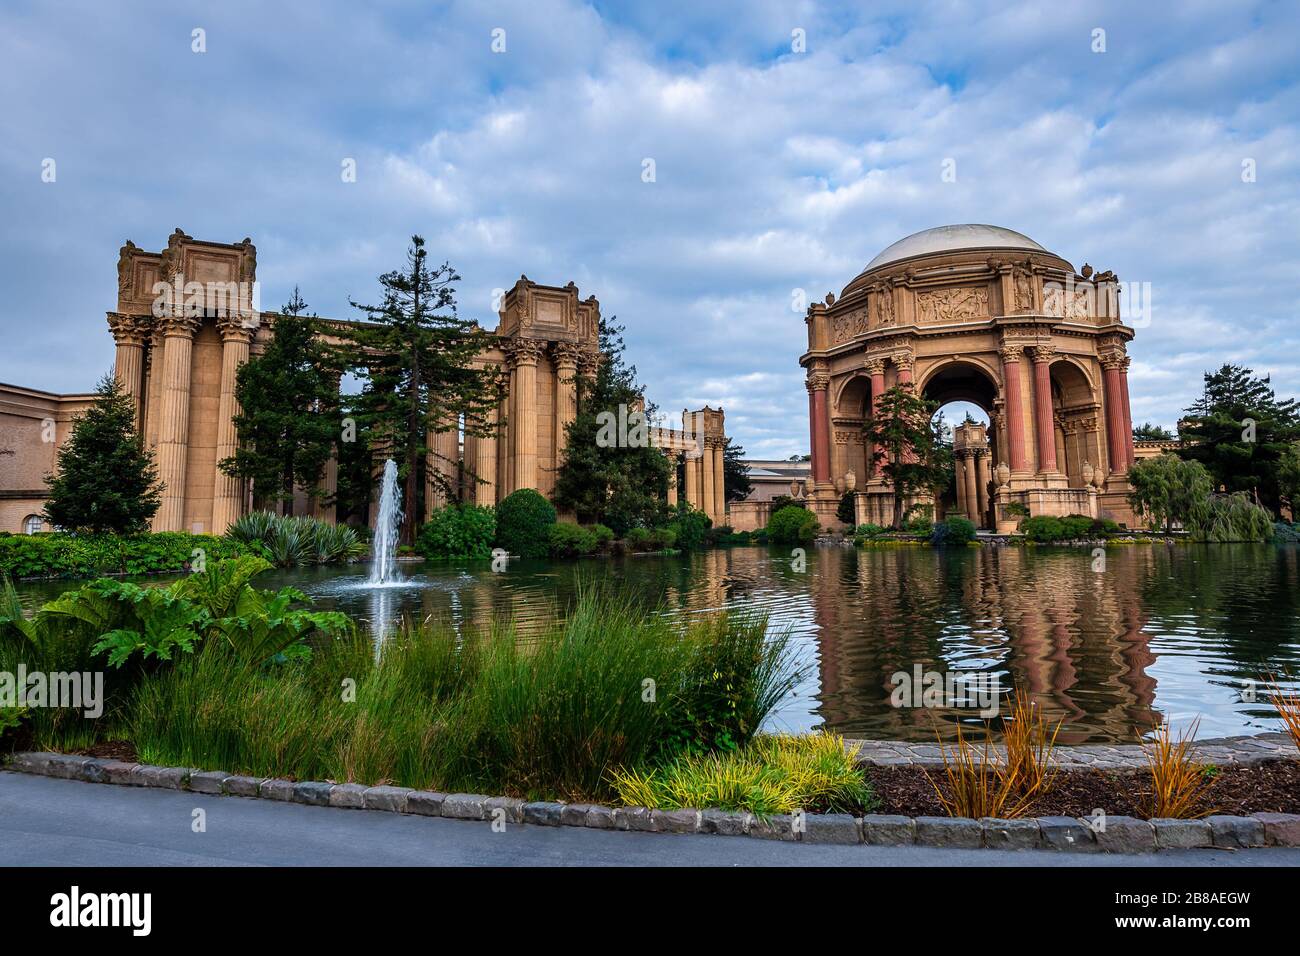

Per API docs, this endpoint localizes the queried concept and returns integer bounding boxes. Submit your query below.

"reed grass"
[1141,719,1216,819]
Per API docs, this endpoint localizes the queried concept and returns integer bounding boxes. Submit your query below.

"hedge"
[0,531,254,581]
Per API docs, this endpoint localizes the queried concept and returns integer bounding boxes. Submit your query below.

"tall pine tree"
[341,236,500,544]
[1178,363,1300,515]
[552,316,671,535]
[44,373,161,534]
[723,438,752,503]
[862,384,953,528]
[219,288,341,516]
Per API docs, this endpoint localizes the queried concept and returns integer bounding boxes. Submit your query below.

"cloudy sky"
[2,0,1297,457]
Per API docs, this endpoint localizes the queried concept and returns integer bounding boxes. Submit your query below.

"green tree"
[552,317,671,536]
[1178,364,1300,516]
[723,438,752,503]
[1134,422,1176,442]
[862,384,953,529]
[219,289,341,518]
[1279,444,1300,519]
[1127,453,1212,533]
[341,237,501,544]
[43,374,161,534]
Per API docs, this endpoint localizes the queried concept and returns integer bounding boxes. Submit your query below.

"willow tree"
[341,236,500,544]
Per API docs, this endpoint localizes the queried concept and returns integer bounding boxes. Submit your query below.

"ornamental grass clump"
[608,733,873,816]
[1265,674,1300,752]
[1001,688,1061,797]
[927,720,1035,819]
[1141,719,1216,819]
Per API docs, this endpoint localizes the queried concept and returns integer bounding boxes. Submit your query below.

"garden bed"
[866,759,1300,818]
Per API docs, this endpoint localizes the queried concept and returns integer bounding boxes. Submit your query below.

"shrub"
[1021,515,1065,542]
[766,505,819,544]
[903,503,934,536]
[667,504,711,550]
[855,523,887,538]
[417,504,496,559]
[226,512,366,566]
[548,521,598,558]
[494,489,557,559]
[0,531,254,581]
[625,526,677,552]
[931,516,976,546]
[609,734,873,816]
[836,492,856,525]
[588,524,615,549]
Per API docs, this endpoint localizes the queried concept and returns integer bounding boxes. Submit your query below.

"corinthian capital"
[217,312,259,344]
[106,312,151,346]
[999,344,1024,362]
[1030,344,1056,363]
[806,370,830,392]
[551,340,582,368]
[158,313,201,339]
[506,337,546,368]
[863,357,886,376]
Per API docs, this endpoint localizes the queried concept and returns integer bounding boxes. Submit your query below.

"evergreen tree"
[1178,363,1300,515]
[723,438,752,503]
[552,316,671,536]
[862,384,953,529]
[341,237,500,544]
[219,288,341,516]
[1133,422,1176,442]
[43,373,161,534]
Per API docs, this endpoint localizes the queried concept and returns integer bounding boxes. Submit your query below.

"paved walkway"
[848,732,1299,769]
[3,771,1297,867]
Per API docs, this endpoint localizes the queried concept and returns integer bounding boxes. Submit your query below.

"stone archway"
[921,360,1000,528]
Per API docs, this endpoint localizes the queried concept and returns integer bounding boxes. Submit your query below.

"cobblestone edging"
[6,751,1300,853]
[848,732,1299,769]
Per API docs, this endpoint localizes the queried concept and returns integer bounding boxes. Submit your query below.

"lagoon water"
[17,543,1300,744]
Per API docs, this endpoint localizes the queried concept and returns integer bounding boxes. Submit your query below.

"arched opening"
[832,374,873,484]
[921,361,1000,528]
[22,514,44,535]
[1049,359,1101,489]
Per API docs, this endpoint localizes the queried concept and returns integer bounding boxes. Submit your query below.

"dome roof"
[862,224,1049,273]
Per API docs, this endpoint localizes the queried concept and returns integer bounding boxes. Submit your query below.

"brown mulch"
[72,740,139,762]
[868,758,1300,818]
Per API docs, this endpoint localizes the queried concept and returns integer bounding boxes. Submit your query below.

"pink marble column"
[1102,356,1128,474]
[999,345,1029,473]
[1120,356,1135,470]
[867,358,886,478]
[807,369,831,484]
[1030,345,1058,473]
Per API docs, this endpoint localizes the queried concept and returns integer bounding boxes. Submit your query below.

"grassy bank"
[2,561,812,803]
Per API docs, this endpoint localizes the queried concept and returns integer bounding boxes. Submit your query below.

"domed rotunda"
[799,224,1139,530]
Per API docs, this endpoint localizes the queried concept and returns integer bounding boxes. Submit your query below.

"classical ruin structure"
[800,224,1140,531]
[0,230,727,533]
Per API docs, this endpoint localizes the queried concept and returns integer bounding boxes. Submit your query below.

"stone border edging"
[6,751,1300,853]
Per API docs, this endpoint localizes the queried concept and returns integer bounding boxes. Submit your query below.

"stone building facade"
[0,230,728,533]
[800,224,1140,531]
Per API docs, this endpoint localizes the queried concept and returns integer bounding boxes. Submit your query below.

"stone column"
[685,448,700,510]
[143,325,166,450]
[999,345,1030,474]
[552,342,580,467]
[1101,355,1128,474]
[107,313,148,430]
[712,439,726,523]
[964,452,981,522]
[894,352,913,386]
[954,454,969,520]
[807,368,831,485]
[507,339,544,492]
[474,396,500,506]
[211,317,254,534]
[1120,356,1136,470]
[153,315,199,532]
[702,439,717,523]
[866,358,886,479]
[1030,345,1058,474]
[666,453,679,507]
[976,452,991,527]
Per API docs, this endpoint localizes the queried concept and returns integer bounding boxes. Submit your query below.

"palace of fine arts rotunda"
[800,224,1145,532]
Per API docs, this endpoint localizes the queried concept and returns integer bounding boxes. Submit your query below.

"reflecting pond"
[16,543,1300,744]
